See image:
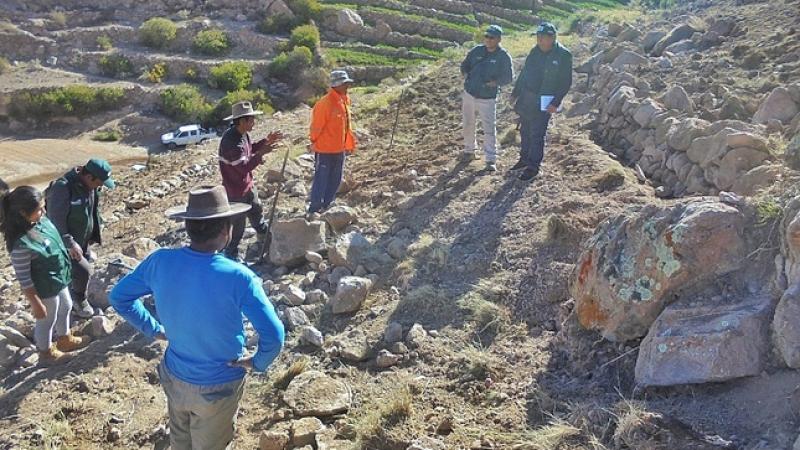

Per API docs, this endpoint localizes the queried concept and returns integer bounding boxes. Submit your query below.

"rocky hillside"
[1,0,800,449]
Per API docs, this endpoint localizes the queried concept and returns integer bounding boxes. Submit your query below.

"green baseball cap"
[84,158,115,189]
[536,21,558,35]
[485,25,503,37]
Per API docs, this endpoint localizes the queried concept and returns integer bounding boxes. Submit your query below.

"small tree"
[139,17,177,49]
[160,84,211,123]
[287,0,321,22]
[145,63,169,83]
[96,35,113,51]
[268,46,313,81]
[258,14,298,35]
[288,23,320,51]
[99,54,134,78]
[193,29,230,56]
[208,61,253,92]
[206,89,274,125]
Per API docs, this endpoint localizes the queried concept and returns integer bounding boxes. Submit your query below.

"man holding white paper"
[510,22,573,181]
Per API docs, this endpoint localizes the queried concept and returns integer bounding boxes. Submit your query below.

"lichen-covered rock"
[636,294,775,386]
[283,370,351,417]
[571,200,746,341]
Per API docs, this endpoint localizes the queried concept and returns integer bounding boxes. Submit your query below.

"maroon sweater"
[218,126,269,199]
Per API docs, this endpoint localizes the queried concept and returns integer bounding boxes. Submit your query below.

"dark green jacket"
[512,42,573,118]
[461,45,514,99]
[16,217,72,298]
[46,168,103,249]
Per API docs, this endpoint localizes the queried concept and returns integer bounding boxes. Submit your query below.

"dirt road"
[0,138,148,188]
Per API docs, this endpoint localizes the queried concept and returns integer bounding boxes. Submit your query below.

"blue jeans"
[519,112,551,172]
[309,152,346,213]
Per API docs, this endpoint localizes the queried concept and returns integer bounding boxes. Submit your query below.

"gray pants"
[158,362,245,450]
[70,252,93,303]
[34,287,72,351]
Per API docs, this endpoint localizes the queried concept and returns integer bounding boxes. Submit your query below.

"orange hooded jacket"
[309,89,357,153]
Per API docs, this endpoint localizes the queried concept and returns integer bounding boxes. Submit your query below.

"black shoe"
[510,160,526,171]
[519,168,538,181]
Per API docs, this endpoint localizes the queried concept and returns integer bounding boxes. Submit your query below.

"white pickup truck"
[161,124,217,149]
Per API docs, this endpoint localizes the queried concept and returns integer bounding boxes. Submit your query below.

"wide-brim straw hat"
[165,185,251,220]
[224,101,264,121]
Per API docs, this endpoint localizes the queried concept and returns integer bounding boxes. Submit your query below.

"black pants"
[225,187,267,258]
[71,247,94,303]
[519,111,552,172]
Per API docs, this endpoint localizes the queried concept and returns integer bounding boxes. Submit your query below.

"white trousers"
[462,91,498,162]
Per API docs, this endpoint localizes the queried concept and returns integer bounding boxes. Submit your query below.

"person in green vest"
[0,183,91,365]
[46,158,115,319]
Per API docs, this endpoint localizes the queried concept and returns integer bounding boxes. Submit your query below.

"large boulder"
[753,87,799,125]
[283,370,351,417]
[571,200,747,341]
[636,294,775,386]
[774,283,800,368]
[334,9,364,36]
[652,23,698,56]
[328,232,392,273]
[642,30,667,53]
[662,85,694,115]
[321,205,357,231]
[269,219,326,267]
[329,276,371,314]
[87,253,140,308]
[666,118,710,151]
[785,134,800,170]
[122,238,160,260]
[709,146,771,190]
[730,164,782,196]
[610,50,648,71]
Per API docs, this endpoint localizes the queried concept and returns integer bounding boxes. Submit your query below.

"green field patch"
[325,47,423,66]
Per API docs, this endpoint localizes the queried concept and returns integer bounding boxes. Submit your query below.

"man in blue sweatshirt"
[511,22,573,181]
[110,185,285,450]
[460,24,514,172]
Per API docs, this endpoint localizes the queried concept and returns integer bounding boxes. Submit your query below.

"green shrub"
[146,62,169,83]
[287,0,321,22]
[258,14,299,34]
[139,17,177,49]
[193,29,230,56]
[184,66,199,81]
[288,23,320,51]
[93,128,123,141]
[49,12,67,29]
[160,83,211,123]
[206,89,274,125]
[0,57,10,74]
[10,85,125,120]
[96,35,113,51]
[99,54,134,78]
[208,61,252,91]
[268,46,313,80]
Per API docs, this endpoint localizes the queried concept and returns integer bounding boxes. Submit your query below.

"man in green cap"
[460,24,514,172]
[511,21,573,181]
[46,158,115,318]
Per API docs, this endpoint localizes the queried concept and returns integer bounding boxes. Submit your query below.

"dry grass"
[271,356,309,390]
[41,412,74,450]
[354,384,414,447]
[592,165,626,192]
[461,345,502,381]
[473,420,582,450]
[393,233,450,288]
[458,291,509,334]
[611,398,651,446]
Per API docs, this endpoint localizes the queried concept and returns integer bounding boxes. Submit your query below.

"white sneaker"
[485,162,497,172]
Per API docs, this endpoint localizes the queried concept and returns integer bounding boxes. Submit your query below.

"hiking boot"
[459,152,475,162]
[519,168,539,181]
[485,162,497,172]
[510,160,526,171]
[72,299,94,319]
[56,334,91,353]
[39,346,73,366]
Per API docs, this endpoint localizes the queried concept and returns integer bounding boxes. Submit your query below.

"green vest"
[50,170,102,248]
[17,217,73,298]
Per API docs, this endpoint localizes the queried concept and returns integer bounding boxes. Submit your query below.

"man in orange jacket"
[308,70,357,215]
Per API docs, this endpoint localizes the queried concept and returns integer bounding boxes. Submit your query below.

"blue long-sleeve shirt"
[109,247,285,385]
